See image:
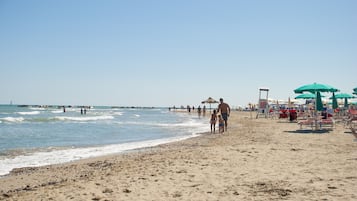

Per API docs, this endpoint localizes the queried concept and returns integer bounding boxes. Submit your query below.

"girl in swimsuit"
[210,110,217,133]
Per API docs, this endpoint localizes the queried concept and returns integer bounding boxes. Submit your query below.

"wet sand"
[0,111,356,200]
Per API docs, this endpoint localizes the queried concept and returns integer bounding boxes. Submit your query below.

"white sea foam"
[0,117,25,123]
[29,107,46,110]
[54,115,114,121]
[0,136,199,176]
[115,119,207,137]
[51,110,64,114]
[17,111,41,115]
[0,108,209,176]
[113,112,123,116]
[119,119,206,129]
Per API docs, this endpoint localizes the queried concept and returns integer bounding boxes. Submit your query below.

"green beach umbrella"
[316,92,323,111]
[294,82,338,113]
[332,92,338,109]
[294,82,339,94]
[295,93,324,99]
[333,93,355,99]
[295,93,315,99]
[329,93,355,108]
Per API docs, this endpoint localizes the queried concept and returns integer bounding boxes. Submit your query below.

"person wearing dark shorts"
[221,113,228,122]
[217,98,230,131]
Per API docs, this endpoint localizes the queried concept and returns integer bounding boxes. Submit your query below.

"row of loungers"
[347,109,357,138]
[298,117,334,130]
[297,109,357,132]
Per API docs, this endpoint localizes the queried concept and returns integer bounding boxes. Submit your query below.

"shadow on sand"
[343,131,357,142]
[284,129,330,134]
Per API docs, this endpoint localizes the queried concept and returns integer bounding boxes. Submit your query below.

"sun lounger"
[350,120,357,140]
[298,116,334,130]
[349,109,357,116]
[345,109,357,129]
[298,118,315,129]
[319,118,335,130]
[347,109,357,138]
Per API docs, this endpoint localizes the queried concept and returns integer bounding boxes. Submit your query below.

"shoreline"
[1,111,356,200]
[0,107,208,177]
[0,129,206,177]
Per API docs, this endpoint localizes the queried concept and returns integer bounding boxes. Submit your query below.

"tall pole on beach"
[249,103,252,119]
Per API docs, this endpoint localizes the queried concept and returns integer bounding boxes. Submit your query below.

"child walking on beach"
[218,115,225,133]
[210,110,217,133]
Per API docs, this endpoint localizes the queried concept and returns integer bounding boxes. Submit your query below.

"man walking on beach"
[217,98,230,131]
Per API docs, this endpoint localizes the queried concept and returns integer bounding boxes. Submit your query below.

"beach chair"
[319,117,335,130]
[332,112,344,124]
[298,117,315,129]
[350,121,357,140]
[346,109,357,137]
[344,109,357,128]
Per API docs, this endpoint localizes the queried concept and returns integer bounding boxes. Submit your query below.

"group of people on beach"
[210,98,230,134]
[169,98,230,134]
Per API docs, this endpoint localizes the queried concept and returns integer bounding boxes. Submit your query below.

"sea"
[0,105,208,176]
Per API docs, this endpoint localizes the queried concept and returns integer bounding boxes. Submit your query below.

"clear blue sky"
[1,0,356,107]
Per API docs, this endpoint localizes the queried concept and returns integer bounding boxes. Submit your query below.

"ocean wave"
[0,117,25,123]
[0,136,200,176]
[0,108,208,176]
[51,110,64,114]
[54,115,114,121]
[17,111,41,115]
[116,119,207,130]
[113,112,123,116]
[29,107,46,111]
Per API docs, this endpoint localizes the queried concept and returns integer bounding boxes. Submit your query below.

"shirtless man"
[217,98,230,131]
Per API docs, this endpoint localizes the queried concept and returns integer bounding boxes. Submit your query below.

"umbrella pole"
[315,91,317,116]
[315,91,318,130]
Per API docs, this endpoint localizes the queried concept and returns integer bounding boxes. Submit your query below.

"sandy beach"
[0,111,356,201]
